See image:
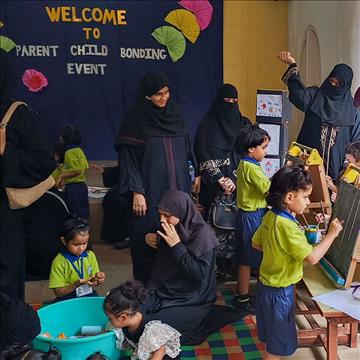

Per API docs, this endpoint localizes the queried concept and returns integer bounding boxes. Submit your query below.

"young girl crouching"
[49,215,105,301]
[104,280,181,360]
[252,165,343,359]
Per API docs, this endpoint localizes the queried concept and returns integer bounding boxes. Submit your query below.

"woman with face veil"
[194,84,251,217]
[279,52,357,180]
[115,71,197,285]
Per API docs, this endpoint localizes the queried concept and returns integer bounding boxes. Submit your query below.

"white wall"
[288,0,360,93]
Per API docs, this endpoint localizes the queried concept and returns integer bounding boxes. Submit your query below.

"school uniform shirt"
[49,250,99,288]
[236,158,270,211]
[51,164,63,183]
[252,210,313,288]
[62,147,88,184]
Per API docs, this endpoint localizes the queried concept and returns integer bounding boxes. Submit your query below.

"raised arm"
[278,51,318,112]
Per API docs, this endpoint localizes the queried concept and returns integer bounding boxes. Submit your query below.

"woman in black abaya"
[279,51,357,179]
[0,98,55,299]
[134,190,242,345]
[194,84,251,217]
[115,71,197,285]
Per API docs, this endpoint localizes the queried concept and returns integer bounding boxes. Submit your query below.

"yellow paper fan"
[165,9,200,44]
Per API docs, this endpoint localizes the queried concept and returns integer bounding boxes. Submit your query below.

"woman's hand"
[133,192,147,216]
[145,233,158,249]
[223,178,236,194]
[192,176,201,194]
[331,191,338,202]
[326,176,337,192]
[278,51,296,65]
[157,221,180,248]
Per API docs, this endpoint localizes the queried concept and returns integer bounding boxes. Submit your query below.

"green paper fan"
[0,35,16,53]
[151,26,186,63]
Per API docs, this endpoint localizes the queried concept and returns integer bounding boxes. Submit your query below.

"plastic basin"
[33,297,122,360]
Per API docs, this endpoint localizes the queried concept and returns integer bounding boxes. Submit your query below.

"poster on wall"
[0,1,223,159]
[260,157,281,178]
[258,123,280,156]
[256,93,283,118]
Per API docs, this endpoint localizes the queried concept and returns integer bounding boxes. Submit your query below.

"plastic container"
[33,297,122,360]
[304,225,321,245]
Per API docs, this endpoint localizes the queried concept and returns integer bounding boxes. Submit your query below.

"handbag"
[6,175,55,209]
[1,101,55,209]
[210,191,238,231]
[0,101,27,156]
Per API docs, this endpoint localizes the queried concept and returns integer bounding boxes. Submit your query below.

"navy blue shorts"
[256,282,297,356]
[235,208,267,267]
[65,182,89,220]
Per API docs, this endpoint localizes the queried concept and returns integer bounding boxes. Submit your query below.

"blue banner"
[0,0,223,159]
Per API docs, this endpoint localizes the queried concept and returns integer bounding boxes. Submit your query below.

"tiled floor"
[26,241,360,359]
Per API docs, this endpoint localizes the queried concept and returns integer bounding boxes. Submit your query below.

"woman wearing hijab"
[142,190,241,345]
[115,71,197,285]
[278,51,357,179]
[0,98,55,300]
[194,84,252,217]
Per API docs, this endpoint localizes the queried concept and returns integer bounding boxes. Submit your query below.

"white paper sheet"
[258,123,281,156]
[88,186,109,199]
[312,282,360,320]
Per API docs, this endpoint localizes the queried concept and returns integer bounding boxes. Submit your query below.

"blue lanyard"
[271,208,299,224]
[61,251,87,279]
[241,156,260,166]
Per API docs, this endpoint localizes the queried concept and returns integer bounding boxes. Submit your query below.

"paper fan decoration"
[179,0,213,31]
[0,35,16,53]
[165,9,200,44]
[152,26,186,62]
[22,69,48,92]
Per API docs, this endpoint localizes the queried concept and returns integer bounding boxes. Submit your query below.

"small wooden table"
[296,264,359,360]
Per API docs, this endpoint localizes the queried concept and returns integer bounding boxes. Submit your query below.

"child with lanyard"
[232,125,271,312]
[49,215,105,301]
[252,165,343,359]
[104,280,181,360]
[57,124,89,220]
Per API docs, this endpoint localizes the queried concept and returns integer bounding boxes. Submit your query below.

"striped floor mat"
[180,287,264,360]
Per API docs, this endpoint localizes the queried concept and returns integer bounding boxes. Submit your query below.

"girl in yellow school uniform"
[253,165,342,359]
[57,124,89,219]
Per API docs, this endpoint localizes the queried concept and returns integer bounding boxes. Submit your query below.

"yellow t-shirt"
[51,164,63,182]
[236,158,270,211]
[252,209,313,288]
[62,147,88,184]
[49,250,100,289]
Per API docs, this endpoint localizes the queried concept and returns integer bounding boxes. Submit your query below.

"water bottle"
[188,160,195,184]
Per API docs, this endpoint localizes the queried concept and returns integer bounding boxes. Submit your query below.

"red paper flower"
[22,69,48,92]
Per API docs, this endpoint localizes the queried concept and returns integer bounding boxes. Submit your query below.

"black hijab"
[310,64,355,127]
[195,84,251,160]
[157,190,218,257]
[0,292,41,351]
[116,71,188,148]
[0,98,56,188]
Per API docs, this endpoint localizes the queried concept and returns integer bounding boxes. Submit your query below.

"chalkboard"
[325,180,360,283]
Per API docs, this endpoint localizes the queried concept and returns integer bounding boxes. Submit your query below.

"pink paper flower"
[22,69,48,92]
